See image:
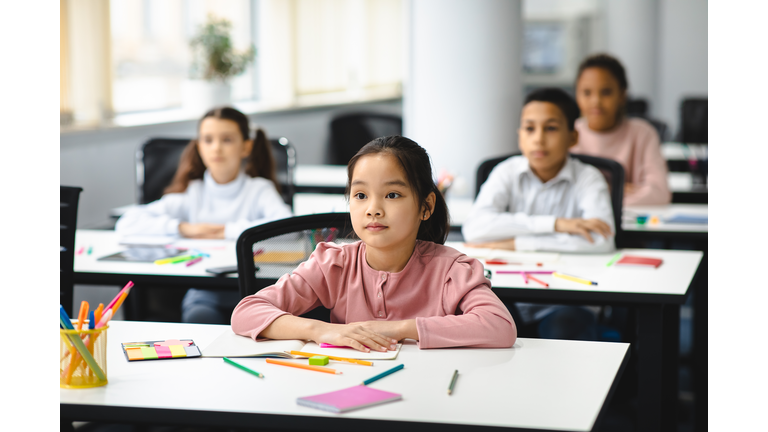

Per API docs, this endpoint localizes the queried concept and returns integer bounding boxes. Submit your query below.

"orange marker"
[76,301,89,331]
[266,358,342,374]
[528,275,549,288]
[94,303,104,324]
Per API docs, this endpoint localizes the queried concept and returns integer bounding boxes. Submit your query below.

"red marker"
[485,259,522,265]
[528,275,549,288]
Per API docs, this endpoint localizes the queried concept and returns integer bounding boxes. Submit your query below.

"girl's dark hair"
[576,53,629,91]
[345,136,450,245]
[164,106,280,195]
[524,88,580,131]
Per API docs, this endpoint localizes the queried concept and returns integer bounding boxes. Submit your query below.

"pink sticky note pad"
[154,339,194,347]
[155,345,172,359]
[297,385,402,413]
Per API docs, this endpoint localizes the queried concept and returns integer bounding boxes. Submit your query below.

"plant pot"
[181,79,232,116]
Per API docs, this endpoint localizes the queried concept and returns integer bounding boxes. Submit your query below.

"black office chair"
[236,213,357,322]
[61,186,83,317]
[678,98,707,143]
[327,112,402,165]
[475,153,625,248]
[136,137,296,207]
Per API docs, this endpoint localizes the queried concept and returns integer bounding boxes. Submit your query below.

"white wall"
[61,100,402,228]
[657,0,708,135]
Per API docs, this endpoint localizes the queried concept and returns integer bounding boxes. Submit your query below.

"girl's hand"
[555,218,612,243]
[348,319,418,343]
[311,322,398,353]
[179,222,225,239]
[465,238,516,251]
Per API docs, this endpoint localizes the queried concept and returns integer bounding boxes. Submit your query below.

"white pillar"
[403,0,523,199]
[604,0,659,114]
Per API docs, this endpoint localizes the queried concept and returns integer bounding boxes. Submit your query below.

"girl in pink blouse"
[571,53,672,206]
[232,136,517,351]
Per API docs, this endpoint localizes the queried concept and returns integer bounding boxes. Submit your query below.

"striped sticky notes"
[122,339,200,361]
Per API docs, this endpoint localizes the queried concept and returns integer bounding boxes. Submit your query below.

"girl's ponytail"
[245,128,281,193]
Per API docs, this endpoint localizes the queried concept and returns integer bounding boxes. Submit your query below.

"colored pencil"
[496,270,554,274]
[553,272,597,286]
[448,370,459,395]
[521,271,529,284]
[224,357,264,378]
[606,253,622,267]
[186,256,203,267]
[266,358,342,374]
[362,364,404,385]
[288,350,373,366]
[528,275,549,288]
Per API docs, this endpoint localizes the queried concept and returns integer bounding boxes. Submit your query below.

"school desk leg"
[693,252,708,432]
[662,304,681,430]
[637,305,663,432]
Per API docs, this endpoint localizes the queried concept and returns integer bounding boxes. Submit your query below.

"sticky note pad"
[155,339,194,347]
[309,356,329,366]
[169,345,187,358]
[140,347,158,360]
[185,345,201,356]
[126,347,144,361]
[155,345,172,359]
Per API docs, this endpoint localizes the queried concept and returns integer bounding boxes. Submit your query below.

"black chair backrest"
[61,186,83,316]
[626,98,648,117]
[475,154,625,247]
[679,98,707,143]
[327,112,403,165]
[136,137,296,207]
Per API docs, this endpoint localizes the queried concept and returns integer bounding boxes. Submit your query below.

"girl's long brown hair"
[164,106,281,195]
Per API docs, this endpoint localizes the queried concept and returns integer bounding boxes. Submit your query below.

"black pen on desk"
[448,370,459,395]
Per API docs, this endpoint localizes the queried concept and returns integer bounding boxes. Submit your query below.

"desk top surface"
[446,242,703,299]
[61,320,629,432]
[622,204,708,233]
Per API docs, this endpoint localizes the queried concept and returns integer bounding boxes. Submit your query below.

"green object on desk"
[362,364,404,385]
[636,215,648,225]
[224,357,264,378]
[606,253,622,267]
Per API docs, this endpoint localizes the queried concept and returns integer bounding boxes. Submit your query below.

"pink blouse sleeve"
[625,122,672,206]
[230,243,344,340]
[415,255,517,349]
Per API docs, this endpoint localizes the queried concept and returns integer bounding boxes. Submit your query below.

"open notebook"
[201,329,402,360]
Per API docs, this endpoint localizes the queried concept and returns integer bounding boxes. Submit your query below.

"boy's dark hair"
[576,53,629,91]
[346,136,450,245]
[524,88,581,131]
[164,106,280,195]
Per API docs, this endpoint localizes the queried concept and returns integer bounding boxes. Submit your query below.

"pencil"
[606,253,622,267]
[266,358,342,374]
[496,271,554,274]
[224,357,264,378]
[553,272,597,286]
[448,370,459,395]
[528,275,549,288]
[288,350,373,366]
[362,364,404,385]
[521,271,529,284]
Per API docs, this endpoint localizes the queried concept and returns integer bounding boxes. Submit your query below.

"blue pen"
[88,310,96,330]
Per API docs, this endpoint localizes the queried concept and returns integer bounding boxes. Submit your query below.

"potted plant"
[181,15,256,115]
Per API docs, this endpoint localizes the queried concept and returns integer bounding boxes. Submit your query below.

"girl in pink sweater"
[571,54,671,206]
[232,136,517,351]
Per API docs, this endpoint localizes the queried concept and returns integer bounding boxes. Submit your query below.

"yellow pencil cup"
[60,322,109,389]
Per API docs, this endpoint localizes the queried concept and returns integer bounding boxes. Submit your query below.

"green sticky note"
[309,355,329,366]
[140,347,158,360]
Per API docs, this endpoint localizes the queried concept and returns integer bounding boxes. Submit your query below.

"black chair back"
[475,154,625,247]
[679,98,708,143]
[236,213,357,322]
[136,137,295,207]
[327,112,402,165]
[61,186,83,316]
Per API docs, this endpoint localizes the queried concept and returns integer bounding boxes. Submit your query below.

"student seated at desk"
[116,107,292,324]
[571,53,671,206]
[462,88,614,340]
[232,136,516,351]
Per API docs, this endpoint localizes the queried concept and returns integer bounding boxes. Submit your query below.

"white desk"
[445,243,703,432]
[660,142,707,161]
[623,204,708,234]
[61,321,630,432]
[294,164,348,194]
[73,230,239,289]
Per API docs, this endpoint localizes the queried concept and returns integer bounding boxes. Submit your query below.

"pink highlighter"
[320,343,368,349]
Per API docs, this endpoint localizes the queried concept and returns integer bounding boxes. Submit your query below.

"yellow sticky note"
[169,345,187,358]
[126,347,143,361]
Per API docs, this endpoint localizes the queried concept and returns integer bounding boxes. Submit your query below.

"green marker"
[606,253,622,267]
[224,357,264,378]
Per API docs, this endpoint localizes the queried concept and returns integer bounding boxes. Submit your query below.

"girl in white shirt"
[116,107,293,323]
